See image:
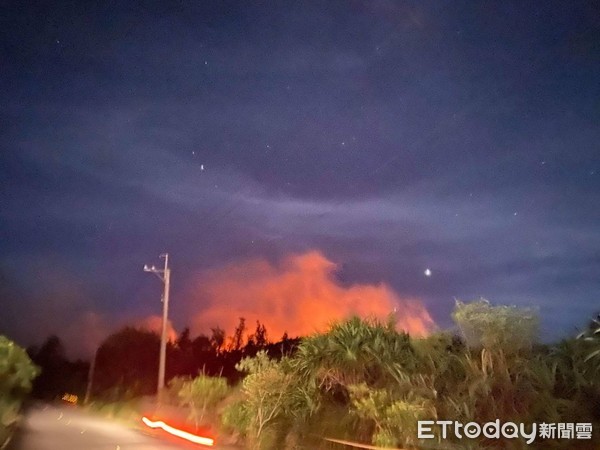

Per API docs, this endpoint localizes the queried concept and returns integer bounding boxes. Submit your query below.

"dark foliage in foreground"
[28,304,600,449]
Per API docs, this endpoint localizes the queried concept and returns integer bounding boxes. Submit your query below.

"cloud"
[189,250,434,340]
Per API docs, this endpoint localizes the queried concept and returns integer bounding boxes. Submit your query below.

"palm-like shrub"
[293,315,415,391]
[548,339,600,426]
[292,316,434,448]
[445,300,583,448]
[452,299,539,351]
[348,382,436,448]
[222,304,600,449]
[577,314,600,373]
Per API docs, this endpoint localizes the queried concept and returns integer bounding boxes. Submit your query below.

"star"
[424,268,432,277]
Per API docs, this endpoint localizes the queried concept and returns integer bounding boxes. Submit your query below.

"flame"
[190,251,434,339]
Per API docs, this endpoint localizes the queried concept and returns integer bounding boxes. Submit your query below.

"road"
[8,403,230,450]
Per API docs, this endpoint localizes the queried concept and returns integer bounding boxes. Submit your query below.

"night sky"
[2,1,599,357]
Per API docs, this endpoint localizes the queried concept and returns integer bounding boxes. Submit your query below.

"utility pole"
[143,253,171,401]
[84,348,97,405]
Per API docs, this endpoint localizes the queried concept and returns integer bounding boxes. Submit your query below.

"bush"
[177,374,229,428]
[0,336,39,447]
[221,399,251,437]
[221,304,600,449]
[235,351,299,449]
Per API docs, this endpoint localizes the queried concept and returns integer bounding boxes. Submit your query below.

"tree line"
[27,318,299,401]
[221,301,600,449]
[18,300,600,449]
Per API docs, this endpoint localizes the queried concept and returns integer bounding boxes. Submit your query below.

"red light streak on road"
[141,416,214,446]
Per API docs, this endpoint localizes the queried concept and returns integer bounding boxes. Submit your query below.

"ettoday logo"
[418,420,593,444]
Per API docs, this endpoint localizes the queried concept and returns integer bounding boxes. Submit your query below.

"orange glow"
[133,315,177,341]
[190,251,434,339]
[141,416,214,446]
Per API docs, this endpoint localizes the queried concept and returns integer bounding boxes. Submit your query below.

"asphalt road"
[8,403,228,450]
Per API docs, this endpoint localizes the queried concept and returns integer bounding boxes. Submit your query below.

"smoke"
[190,251,434,340]
[60,313,177,358]
[3,265,179,359]
[132,315,178,342]
[62,311,109,358]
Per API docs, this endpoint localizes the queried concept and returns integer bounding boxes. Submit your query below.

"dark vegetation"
[28,318,299,401]
[23,301,600,449]
[27,336,88,400]
[0,336,38,447]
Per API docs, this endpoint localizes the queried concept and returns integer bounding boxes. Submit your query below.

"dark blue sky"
[1,1,599,356]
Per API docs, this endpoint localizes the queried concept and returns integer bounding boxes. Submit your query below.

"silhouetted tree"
[245,321,269,357]
[176,327,192,352]
[29,336,68,399]
[230,317,246,351]
[210,327,225,354]
[254,320,268,348]
[192,334,211,353]
[94,327,160,399]
[168,328,195,379]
